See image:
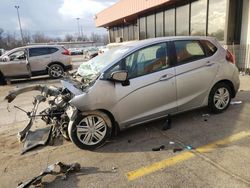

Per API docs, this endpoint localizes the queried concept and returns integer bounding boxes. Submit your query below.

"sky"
[0,0,118,38]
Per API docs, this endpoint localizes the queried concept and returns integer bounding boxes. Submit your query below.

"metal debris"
[17,162,81,188]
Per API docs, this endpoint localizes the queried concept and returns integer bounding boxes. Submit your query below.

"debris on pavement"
[17,162,81,188]
[112,166,118,172]
[230,101,242,105]
[169,141,175,145]
[202,114,210,117]
[162,114,171,130]
[152,145,165,151]
[186,145,193,150]
[173,148,183,153]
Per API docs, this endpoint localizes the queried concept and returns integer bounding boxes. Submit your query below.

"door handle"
[205,61,215,67]
[159,73,174,81]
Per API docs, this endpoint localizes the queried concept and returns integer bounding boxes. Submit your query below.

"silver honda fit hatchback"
[67,36,239,150]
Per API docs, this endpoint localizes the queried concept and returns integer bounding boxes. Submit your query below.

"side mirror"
[110,70,128,82]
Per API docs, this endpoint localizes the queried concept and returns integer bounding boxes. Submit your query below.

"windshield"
[77,46,131,78]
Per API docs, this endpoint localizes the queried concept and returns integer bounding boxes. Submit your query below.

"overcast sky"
[0,0,118,38]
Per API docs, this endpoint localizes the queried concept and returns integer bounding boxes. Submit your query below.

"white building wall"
[240,0,250,69]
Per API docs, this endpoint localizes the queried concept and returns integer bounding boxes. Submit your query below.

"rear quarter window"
[174,40,206,64]
[201,40,218,56]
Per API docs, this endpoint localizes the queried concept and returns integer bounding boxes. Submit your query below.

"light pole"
[14,5,24,45]
[76,18,80,40]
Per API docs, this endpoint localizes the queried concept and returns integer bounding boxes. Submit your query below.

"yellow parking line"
[127,131,250,181]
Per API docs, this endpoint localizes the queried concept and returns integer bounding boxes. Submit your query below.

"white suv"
[0,45,72,84]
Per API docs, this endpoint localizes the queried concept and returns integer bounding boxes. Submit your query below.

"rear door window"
[174,40,206,64]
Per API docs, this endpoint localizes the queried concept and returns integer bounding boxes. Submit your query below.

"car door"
[28,47,52,72]
[173,40,219,112]
[109,42,177,127]
[0,49,31,77]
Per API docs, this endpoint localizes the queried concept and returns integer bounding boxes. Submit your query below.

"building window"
[191,0,207,36]
[156,12,164,37]
[146,14,155,38]
[176,4,189,36]
[123,26,129,41]
[117,27,122,38]
[128,24,134,40]
[109,29,114,43]
[134,22,138,40]
[164,9,175,36]
[139,17,146,40]
[208,0,228,41]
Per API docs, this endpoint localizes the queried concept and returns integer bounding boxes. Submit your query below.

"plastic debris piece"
[173,148,183,153]
[186,145,193,150]
[230,101,242,105]
[169,141,175,145]
[202,114,210,117]
[152,145,165,151]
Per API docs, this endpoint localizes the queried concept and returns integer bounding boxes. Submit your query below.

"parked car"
[0,45,72,84]
[0,49,5,56]
[68,48,83,55]
[5,36,240,151]
[85,47,99,59]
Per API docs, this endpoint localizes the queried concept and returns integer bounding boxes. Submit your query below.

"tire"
[48,64,64,78]
[208,82,232,114]
[68,110,112,150]
[0,73,6,85]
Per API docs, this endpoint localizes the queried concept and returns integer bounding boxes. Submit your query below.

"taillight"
[62,48,70,55]
[226,50,235,64]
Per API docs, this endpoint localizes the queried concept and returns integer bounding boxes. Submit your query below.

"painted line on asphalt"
[126,131,250,181]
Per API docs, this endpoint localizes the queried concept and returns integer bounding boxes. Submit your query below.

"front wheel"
[68,111,112,150]
[208,82,232,113]
[48,64,64,78]
[0,73,6,85]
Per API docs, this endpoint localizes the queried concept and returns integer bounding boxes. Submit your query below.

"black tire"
[68,110,112,150]
[0,73,6,85]
[48,64,64,78]
[208,82,232,114]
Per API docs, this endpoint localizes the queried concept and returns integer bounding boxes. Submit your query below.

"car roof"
[3,45,63,55]
[121,36,217,51]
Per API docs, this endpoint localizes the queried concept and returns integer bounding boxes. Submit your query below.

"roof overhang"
[95,0,178,28]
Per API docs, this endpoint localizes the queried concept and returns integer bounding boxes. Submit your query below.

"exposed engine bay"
[4,73,97,154]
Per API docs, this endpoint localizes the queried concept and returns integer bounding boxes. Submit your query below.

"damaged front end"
[5,79,84,154]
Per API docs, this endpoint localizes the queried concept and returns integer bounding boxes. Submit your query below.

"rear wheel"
[208,82,232,113]
[48,64,64,78]
[68,111,112,150]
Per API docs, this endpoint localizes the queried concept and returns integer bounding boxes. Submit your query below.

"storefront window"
[146,14,155,38]
[156,12,164,37]
[208,0,227,41]
[191,0,207,36]
[134,22,138,40]
[164,9,175,36]
[176,4,189,36]
[128,24,134,40]
[109,28,114,43]
[139,17,146,40]
[123,26,129,41]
